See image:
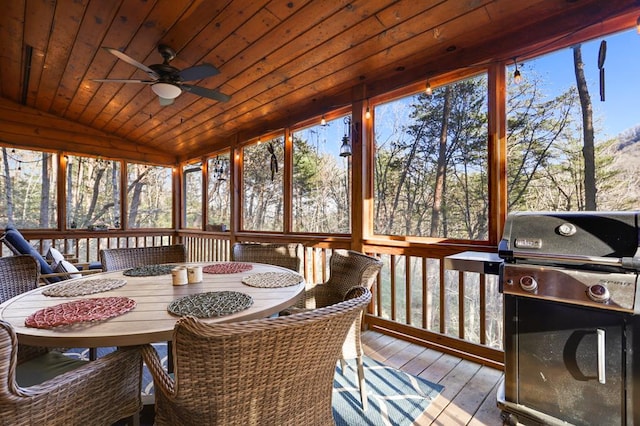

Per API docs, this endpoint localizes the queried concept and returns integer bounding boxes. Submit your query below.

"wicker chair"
[99,244,187,271]
[0,255,40,304]
[0,255,54,363]
[285,249,382,410]
[0,319,143,426]
[231,242,304,274]
[142,288,372,426]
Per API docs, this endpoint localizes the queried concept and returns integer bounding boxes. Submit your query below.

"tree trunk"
[430,86,452,236]
[39,153,50,228]
[84,167,105,227]
[127,168,150,227]
[572,44,597,210]
[2,148,14,226]
[388,121,426,233]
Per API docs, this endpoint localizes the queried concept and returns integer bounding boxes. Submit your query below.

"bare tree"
[127,167,150,227]
[572,44,597,210]
[430,86,452,237]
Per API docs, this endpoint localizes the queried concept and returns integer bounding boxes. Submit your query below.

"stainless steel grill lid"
[498,211,640,272]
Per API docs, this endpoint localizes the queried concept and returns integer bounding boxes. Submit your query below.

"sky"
[522,28,640,139]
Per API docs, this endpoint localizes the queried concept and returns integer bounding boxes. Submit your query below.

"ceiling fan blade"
[158,96,174,106]
[178,64,219,81]
[92,79,154,84]
[181,84,231,102]
[103,47,159,79]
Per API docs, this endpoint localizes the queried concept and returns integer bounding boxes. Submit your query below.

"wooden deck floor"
[362,330,505,426]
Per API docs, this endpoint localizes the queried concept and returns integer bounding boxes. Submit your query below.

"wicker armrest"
[38,268,103,285]
[8,346,142,424]
[141,344,174,396]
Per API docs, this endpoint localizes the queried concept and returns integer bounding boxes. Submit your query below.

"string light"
[513,58,522,84]
[365,99,371,120]
[320,115,326,126]
[425,80,432,96]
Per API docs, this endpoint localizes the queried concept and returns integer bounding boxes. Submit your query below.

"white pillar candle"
[187,266,203,283]
[171,266,188,285]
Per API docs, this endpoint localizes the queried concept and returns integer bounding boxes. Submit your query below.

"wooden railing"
[362,245,503,369]
[2,229,504,369]
[1,230,177,262]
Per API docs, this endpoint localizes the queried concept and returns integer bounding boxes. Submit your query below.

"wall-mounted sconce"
[340,116,353,157]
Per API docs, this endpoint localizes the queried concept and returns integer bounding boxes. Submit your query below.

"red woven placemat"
[203,262,253,274]
[25,297,136,329]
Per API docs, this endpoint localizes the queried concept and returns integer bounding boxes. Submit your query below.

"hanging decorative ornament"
[212,156,226,181]
[598,40,606,102]
[267,142,278,181]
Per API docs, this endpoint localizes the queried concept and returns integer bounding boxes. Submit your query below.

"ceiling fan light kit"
[151,82,181,99]
[93,44,230,105]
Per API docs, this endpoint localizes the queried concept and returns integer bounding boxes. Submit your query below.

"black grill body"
[497,211,640,426]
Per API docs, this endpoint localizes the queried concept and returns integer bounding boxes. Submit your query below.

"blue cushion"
[16,351,88,387]
[3,229,59,281]
[89,261,102,270]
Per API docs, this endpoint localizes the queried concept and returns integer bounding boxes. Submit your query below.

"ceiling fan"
[93,44,231,105]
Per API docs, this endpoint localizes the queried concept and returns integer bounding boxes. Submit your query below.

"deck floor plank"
[362,330,505,425]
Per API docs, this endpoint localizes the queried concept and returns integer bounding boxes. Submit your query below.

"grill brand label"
[514,238,542,249]
[598,279,632,287]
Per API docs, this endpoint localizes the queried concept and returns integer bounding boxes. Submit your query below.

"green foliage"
[374,74,489,239]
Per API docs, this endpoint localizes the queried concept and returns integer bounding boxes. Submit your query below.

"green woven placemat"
[42,278,127,297]
[123,264,177,276]
[167,291,253,318]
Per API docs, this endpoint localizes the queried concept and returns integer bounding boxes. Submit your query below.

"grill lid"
[498,211,640,272]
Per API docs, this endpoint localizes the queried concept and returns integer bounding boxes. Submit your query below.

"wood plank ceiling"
[1,0,638,164]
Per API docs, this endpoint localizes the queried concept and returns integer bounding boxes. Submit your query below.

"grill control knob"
[519,276,538,292]
[588,284,610,303]
[558,222,577,236]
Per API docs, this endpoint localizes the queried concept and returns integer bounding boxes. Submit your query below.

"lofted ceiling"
[1,0,639,164]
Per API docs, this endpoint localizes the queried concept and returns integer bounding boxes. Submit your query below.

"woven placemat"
[167,291,253,318]
[242,272,303,288]
[203,262,253,274]
[42,278,127,297]
[123,264,176,276]
[25,297,136,329]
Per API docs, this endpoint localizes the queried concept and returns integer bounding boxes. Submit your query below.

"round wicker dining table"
[0,262,305,348]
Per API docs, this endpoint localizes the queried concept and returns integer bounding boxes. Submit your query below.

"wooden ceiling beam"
[0,98,174,165]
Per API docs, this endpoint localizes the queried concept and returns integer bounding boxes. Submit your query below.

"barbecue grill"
[497,211,640,426]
